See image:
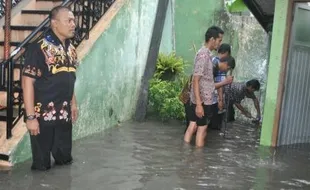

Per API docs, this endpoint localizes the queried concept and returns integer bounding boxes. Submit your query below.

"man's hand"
[26,119,40,136]
[195,104,204,118]
[243,111,252,118]
[225,76,234,85]
[71,104,78,123]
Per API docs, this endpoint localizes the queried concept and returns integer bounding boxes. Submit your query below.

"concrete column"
[260,0,290,146]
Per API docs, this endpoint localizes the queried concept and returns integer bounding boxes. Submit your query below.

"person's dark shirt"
[224,82,256,104]
[22,30,78,123]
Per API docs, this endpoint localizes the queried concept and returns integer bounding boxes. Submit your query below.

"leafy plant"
[148,52,191,121]
[148,78,185,121]
[154,52,184,81]
[148,79,176,112]
[160,97,185,120]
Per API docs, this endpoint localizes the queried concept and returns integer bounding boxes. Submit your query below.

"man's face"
[219,52,229,59]
[219,62,230,72]
[246,86,256,94]
[214,33,223,50]
[53,9,76,39]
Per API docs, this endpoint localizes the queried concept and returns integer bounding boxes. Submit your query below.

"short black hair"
[49,6,71,20]
[218,43,231,55]
[220,56,235,70]
[205,26,224,42]
[246,79,260,91]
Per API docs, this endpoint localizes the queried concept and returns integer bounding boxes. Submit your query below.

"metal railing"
[1,0,116,139]
[0,0,22,19]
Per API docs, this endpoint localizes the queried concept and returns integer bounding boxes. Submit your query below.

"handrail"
[0,0,74,88]
[10,0,74,58]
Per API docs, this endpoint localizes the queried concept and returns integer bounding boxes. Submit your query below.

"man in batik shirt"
[22,6,78,171]
[183,26,233,147]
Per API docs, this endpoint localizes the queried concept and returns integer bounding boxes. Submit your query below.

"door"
[278,3,310,145]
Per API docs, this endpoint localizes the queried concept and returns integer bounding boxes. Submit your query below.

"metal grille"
[0,0,22,19]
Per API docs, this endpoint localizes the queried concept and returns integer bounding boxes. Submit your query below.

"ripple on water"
[293,179,310,185]
[218,148,232,152]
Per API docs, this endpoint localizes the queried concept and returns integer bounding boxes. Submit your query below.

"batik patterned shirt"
[190,46,214,105]
[22,31,79,123]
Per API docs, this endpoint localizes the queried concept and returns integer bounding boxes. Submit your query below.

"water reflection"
[0,161,72,190]
[0,120,309,190]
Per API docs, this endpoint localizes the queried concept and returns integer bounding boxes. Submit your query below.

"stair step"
[35,1,62,9]
[0,87,22,93]
[0,106,6,111]
[36,0,63,1]
[0,64,23,71]
[22,10,84,16]
[0,104,22,122]
[0,116,15,122]
[0,160,12,171]
[0,30,33,42]
[3,25,48,31]
[0,116,7,121]
[21,10,50,15]
[0,154,9,161]
[0,41,20,46]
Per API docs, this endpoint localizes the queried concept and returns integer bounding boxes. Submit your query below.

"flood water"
[0,120,309,190]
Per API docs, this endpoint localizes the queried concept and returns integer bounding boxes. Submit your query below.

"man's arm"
[71,93,78,123]
[235,103,252,118]
[22,76,35,117]
[22,43,44,136]
[217,87,223,103]
[192,53,206,118]
[253,97,261,119]
[214,76,233,89]
[193,76,202,105]
[193,75,204,118]
[22,76,40,135]
[71,93,77,106]
[217,87,224,110]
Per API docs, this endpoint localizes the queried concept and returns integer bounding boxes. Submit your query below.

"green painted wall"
[73,0,159,139]
[11,0,159,164]
[260,0,289,146]
[174,0,223,67]
[159,0,175,54]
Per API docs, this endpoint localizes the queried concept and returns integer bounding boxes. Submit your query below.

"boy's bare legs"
[196,125,207,147]
[184,121,197,143]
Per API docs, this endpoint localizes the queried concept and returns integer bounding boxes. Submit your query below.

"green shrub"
[148,53,189,121]
[160,97,185,120]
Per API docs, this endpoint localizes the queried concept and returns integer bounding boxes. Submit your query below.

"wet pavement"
[0,120,310,190]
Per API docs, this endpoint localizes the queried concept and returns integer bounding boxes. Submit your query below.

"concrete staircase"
[0,0,62,60]
[0,0,62,112]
